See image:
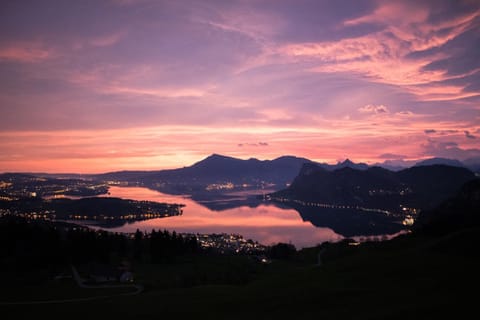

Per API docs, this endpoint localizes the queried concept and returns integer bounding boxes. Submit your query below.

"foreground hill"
[414,178,480,234]
[273,164,476,212]
[4,205,479,319]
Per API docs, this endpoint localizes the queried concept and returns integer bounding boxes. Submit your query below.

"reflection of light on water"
[105,186,343,248]
[352,229,410,243]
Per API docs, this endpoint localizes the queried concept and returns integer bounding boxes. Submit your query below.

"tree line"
[0,215,198,274]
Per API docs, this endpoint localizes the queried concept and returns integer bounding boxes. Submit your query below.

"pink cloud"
[0,114,476,173]
[89,32,125,47]
[405,82,480,101]
[280,4,480,102]
[0,41,55,62]
[344,2,430,26]
[70,31,127,51]
[358,104,389,114]
[281,36,450,89]
[198,5,285,43]
[103,85,209,98]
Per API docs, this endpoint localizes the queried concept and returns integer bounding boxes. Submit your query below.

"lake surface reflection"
[103,186,344,248]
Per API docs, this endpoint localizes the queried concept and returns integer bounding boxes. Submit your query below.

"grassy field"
[3,230,479,319]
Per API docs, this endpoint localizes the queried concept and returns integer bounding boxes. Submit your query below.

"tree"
[269,243,296,260]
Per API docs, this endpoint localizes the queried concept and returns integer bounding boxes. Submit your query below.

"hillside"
[414,178,480,234]
[273,164,476,212]
[4,214,479,319]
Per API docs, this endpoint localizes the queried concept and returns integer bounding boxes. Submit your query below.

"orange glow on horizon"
[1,119,478,173]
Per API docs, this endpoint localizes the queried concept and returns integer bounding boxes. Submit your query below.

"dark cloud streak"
[378,153,408,159]
[465,130,476,139]
[237,142,269,148]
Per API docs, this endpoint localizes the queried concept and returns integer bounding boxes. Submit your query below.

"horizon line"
[0,154,470,175]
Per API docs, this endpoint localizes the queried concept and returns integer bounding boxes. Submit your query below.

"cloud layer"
[0,0,479,172]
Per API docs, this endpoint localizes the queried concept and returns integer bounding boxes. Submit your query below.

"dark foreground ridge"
[273,164,476,211]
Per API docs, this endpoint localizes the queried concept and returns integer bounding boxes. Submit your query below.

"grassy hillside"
[3,229,479,319]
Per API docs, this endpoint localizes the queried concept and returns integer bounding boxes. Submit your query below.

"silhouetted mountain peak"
[205,153,235,161]
[192,154,241,168]
[113,153,320,190]
[274,155,308,162]
[334,159,369,171]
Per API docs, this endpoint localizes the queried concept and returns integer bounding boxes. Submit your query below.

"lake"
[90,186,405,248]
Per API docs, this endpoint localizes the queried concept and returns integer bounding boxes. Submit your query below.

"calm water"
[102,186,345,248]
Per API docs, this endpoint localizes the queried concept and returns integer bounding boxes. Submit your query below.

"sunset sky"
[1,0,479,173]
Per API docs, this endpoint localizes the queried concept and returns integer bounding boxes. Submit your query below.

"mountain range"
[95,154,315,194]
[3,153,479,237]
[93,154,480,191]
[91,154,479,219]
[21,154,478,187]
[6,153,479,205]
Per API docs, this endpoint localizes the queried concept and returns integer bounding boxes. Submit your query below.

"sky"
[1,0,479,173]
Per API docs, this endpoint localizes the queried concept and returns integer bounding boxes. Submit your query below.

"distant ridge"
[414,157,465,168]
[93,154,317,194]
[375,156,480,172]
[334,159,369,171]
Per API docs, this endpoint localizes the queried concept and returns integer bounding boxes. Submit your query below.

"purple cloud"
[422,139,480,160]
[238,142,269,147]
[378,153,407,160]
